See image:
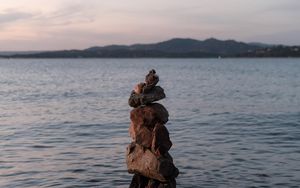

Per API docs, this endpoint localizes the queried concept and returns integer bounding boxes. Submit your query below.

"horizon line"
[0,37,292,52]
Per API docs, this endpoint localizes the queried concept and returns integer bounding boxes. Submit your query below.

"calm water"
[0,58,300,188]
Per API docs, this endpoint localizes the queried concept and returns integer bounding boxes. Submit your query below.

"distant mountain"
[1,38,299,58]
[85,38,260,56]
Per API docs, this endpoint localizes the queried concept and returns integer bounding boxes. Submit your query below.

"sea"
[0,58,300,188]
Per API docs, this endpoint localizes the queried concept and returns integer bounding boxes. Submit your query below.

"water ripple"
[1,58,300,187]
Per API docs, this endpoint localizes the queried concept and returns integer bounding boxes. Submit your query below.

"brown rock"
[165,179,177,188]
[151,123,172,156]
[128,86,166,108]
[147,179,176,188]
[126,142,179,182]
[141,86,166,105]
[149,103,169,124]
[130,103,169,129]
[128,177,176,188]
[158,158,179,179]
[127,142,165,182]
[163,152,174,163]
[129,104,169,149]
[134,82,146,94]
[129,122,136,140]
[129,174,149,188]
[129,122,153,148]
[128,91,142,108]
[146,179,161,188]
[143,69,159,93]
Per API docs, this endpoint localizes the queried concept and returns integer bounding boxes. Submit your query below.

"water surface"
[0,58,300,187]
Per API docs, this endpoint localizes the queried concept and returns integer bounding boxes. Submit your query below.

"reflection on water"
[0,58,300,187]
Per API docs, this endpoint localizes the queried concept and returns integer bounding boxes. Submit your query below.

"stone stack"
[126,70,179,188]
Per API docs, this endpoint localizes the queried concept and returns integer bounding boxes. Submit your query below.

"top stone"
[143,69,159,93]
[128,69,165,108]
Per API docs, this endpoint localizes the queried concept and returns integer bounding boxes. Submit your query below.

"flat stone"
[128,86,166,108]
[126,142,179,182]
[141,86,166,105]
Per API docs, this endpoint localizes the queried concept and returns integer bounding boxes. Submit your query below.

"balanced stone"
[129,122,172,152]
[151,123,172,156]
[143,69,159,93]
[130,103,169,129]
[134,82,146,94]
[130,175,176,188]
[128,86,166,108]
[146,178,176,188]
[129,174,149,188]
[129,122,153,148]
[126,142,179,183]
[127,69,178,187]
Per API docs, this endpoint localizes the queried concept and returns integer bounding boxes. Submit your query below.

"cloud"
[0,9,34,24]
[264,0,300,12]
[35,3,96,25]
[1,0,300,50]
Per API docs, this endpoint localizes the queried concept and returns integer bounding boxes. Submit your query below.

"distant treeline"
[236,45,300,57]
[1,38,300,58]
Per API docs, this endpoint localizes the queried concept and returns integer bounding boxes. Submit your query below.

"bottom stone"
[126,142,179,183]
[129,174,176,188]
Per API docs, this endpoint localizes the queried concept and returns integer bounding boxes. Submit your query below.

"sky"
[0,0,299,51]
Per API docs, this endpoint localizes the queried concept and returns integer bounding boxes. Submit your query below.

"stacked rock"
[126,69,179,188]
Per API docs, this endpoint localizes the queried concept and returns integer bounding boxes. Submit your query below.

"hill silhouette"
[1,38,299,58]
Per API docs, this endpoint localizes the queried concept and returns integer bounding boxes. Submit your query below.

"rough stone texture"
[129,174,149,188]
[148,103,169,124]
[130,103,169,129]
[141,86,166,105]
[134,82,146,94]
[129,122,172,154]
[129,122,153,148]
[129,175,176,188]
[143,69,159,93]
[127,142,165,182]
[126,142,178,183]
[163,179,176,188]
[129,100,170,150]
[148,179,176,188]
[129,122,136,141]
[128,86,166,108]
[128,91,142,108]
[151,123,172,156]
[163,152,174,163]
[158,158,179,180]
